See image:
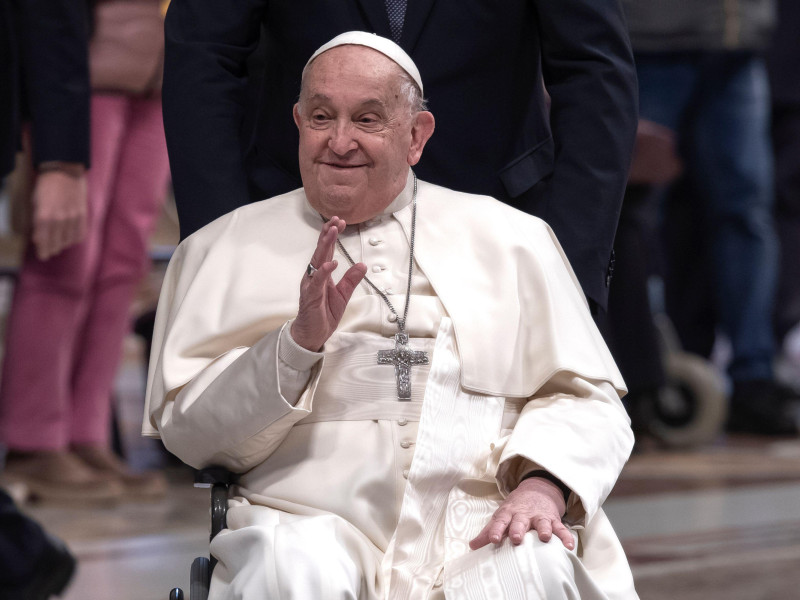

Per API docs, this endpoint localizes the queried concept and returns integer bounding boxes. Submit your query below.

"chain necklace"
[326,173,428,400]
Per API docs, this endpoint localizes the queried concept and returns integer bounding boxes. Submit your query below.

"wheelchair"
[168,467,235,600]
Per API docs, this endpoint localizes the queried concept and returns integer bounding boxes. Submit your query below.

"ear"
[407,111,435,166]
[293,103,302,130]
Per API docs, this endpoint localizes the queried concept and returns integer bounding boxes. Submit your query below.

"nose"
[327,121,358,156]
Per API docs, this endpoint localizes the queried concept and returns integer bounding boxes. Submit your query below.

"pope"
[145,32,638,600]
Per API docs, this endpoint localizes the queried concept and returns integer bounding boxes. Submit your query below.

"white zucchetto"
[304,31,424,95]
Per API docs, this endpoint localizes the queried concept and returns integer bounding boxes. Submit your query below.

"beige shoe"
[2,450,124,505]
[72,444,168,500]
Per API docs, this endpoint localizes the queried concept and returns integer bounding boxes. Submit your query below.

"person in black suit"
[162,0,638,316]
[1,1,88,596]
[767,0,800,358]
[1,0,90,260]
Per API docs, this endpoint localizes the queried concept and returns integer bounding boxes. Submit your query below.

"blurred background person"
[767,0,800,386]
[1,0,87,596]
[616,0,797,436]
[0,0,169,503]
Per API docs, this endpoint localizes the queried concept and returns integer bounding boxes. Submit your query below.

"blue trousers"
[636,51,778,382]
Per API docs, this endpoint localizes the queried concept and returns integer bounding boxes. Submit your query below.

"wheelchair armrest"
[193,466,237,488]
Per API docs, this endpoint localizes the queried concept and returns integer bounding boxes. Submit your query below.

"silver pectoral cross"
[377,332,429,401]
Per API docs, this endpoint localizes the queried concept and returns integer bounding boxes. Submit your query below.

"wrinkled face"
[294,45,434,223]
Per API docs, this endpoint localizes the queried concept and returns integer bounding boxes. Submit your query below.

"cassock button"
[388,313,398,323]
[400,441,411,449]
[402,469,409,479]
[433,579,443,588]
[398,418,408,426]
[384,288,393,295]
[372,265,384,273]
[369,237,381,246]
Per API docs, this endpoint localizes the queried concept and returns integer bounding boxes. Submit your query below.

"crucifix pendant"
[377,332,429,401]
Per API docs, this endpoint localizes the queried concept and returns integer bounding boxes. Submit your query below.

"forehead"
[303,45,404,101]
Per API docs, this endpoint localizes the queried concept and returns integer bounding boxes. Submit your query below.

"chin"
[315,188,365,221]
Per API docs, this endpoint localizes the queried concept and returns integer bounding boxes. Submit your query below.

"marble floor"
[16,349,800,600]
[16,431,800,600]
[4,194,800,599]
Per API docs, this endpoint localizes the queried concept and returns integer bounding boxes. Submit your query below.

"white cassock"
[143,172,639,600]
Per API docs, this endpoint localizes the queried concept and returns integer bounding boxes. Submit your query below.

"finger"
[335,263,367,303]
[531,516,553,543]
[507,515,530,545]
[324,217,346,262]
[468,523,495,550]
[552,520,575,550]
[302,260,338,300]
[74,212,88,244]
[469,508,513,550]
[49,220,69,258]
[64,214,83,248]
[33,220,53,261]
[482,513,511,546]
[309,223,339,270]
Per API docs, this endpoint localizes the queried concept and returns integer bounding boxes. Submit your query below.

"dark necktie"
[385,0,407,43]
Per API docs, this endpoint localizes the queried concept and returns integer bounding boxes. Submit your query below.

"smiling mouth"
[322,162,366,170]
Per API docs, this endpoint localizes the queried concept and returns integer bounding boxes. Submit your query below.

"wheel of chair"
[190,557,210,600]
[648,351,727,447]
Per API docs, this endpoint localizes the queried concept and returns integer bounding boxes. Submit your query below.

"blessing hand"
[469,477,574,551]
[290,217,367,352]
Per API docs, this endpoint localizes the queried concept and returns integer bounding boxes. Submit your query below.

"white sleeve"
[277,322,321,405]
[494,370,634,527]
[154,321,323,472]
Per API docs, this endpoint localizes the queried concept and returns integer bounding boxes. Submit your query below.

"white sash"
[382,317,506,598]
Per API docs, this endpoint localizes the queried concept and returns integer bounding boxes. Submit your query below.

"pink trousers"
[0,94,171,450]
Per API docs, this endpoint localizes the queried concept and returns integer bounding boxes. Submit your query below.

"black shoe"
[727,379,799,435]
[7,532,76,600]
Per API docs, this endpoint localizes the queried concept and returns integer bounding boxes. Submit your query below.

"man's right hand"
[32,166,88,261]
[290,217,367,351]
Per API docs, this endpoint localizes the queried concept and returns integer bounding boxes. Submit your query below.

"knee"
[525,534,578,595]
[210,517,366,600]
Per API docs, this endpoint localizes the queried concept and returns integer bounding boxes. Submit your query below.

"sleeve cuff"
[279,321,323,371]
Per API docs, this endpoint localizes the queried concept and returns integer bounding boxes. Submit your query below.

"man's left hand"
[469,477,574,551]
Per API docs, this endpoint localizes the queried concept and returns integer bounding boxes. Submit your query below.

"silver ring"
[306,263,318,278]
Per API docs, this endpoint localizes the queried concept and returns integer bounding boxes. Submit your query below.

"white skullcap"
[304,31,423,95]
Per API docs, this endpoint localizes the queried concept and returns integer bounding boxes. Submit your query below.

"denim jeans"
[635,51,778,382]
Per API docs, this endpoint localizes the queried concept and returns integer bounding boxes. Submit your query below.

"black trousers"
[0,488,47,586]
[772,104,800,345]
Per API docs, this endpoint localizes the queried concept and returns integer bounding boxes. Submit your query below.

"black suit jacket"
[0,0,90,178]
[767,0,800,106]
[163,0,638,309]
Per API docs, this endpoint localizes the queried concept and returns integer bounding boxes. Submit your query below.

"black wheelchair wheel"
[189,557,210,600]
[649,351,727,447]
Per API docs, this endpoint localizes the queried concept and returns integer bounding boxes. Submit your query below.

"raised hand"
[290,217,367,351]
[469,476,574,551]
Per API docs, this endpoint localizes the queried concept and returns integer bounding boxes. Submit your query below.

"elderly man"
[145,33,637,600]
